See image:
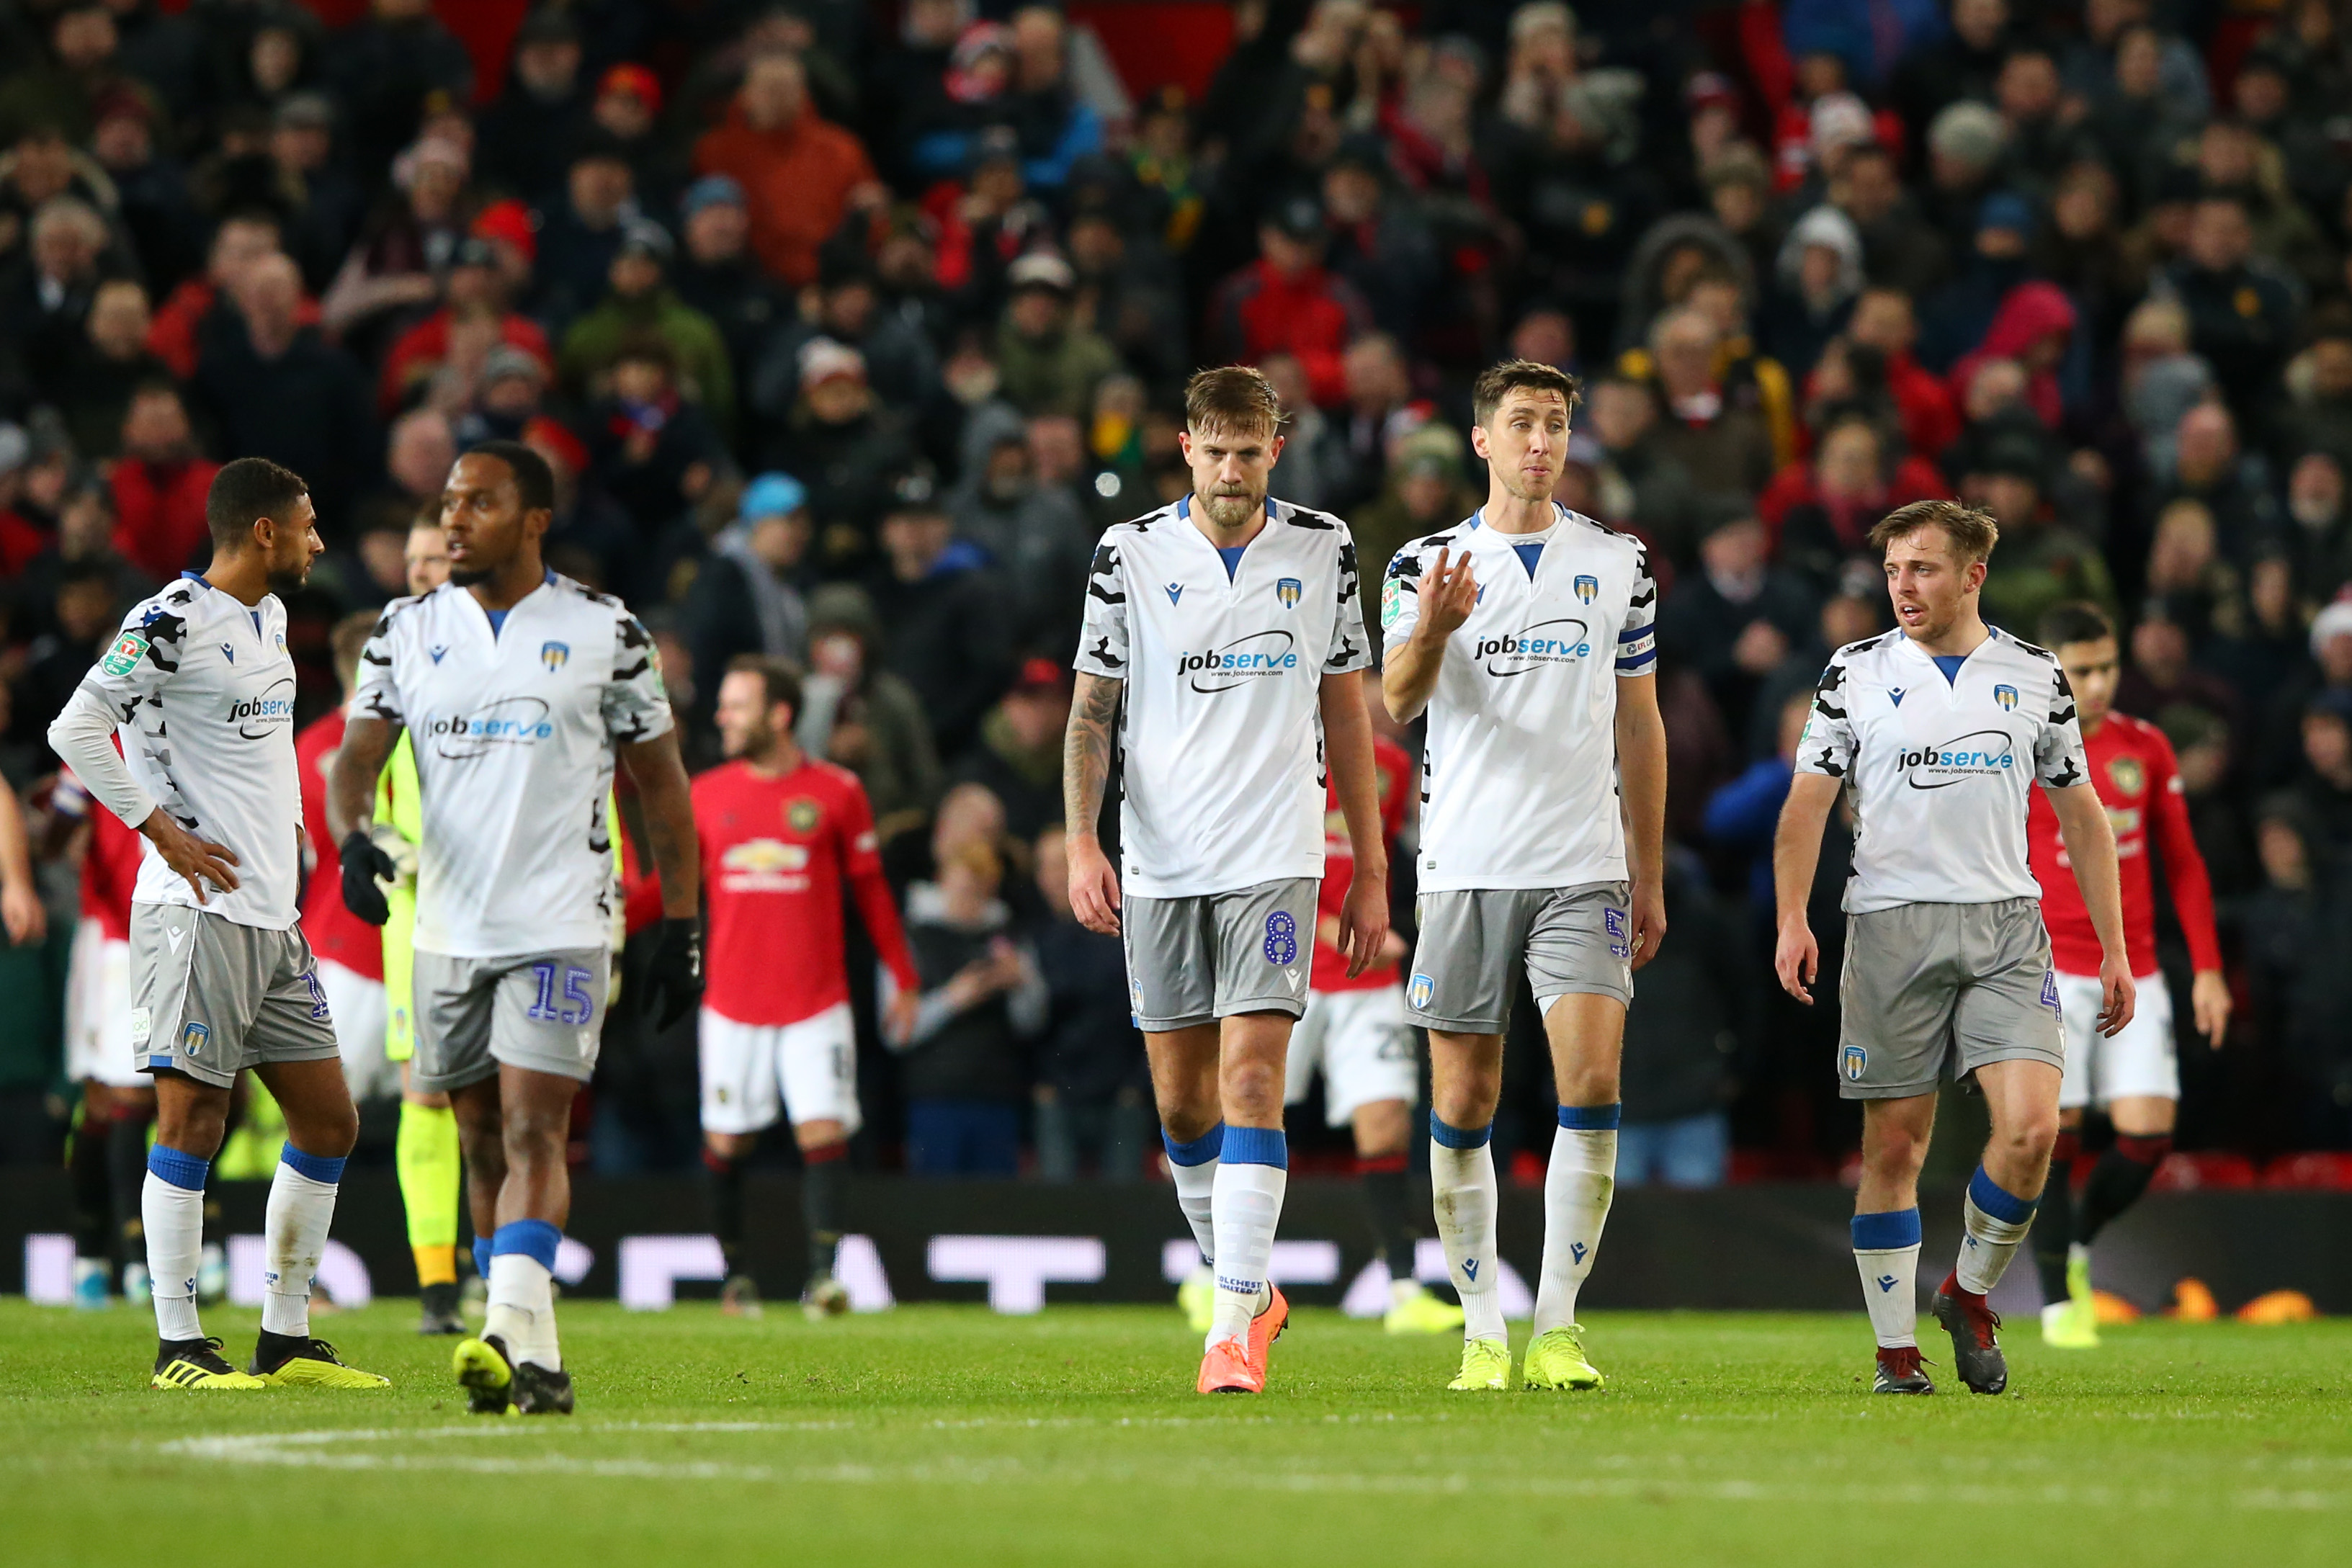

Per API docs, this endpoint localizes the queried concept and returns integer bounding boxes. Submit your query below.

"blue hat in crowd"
[1977,190,2034,238]
[741,472,807,521]
[681,174,745,217]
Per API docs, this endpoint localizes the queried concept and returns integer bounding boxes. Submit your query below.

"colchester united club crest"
[542,640,570,671]
[1994,683,2018,710]
[1842,1043,1867,1081]
[1276,577,1302,609]
[1573,573,1598,604]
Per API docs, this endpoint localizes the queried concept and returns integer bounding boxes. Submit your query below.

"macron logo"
[430,645,447,663]
[1877,1274,1898,1293]
[1164,583,1184,605]
[1462,1258,1479,1281]
[166,926,185,953]
[1570,1242,1588,1264]
[1889,688,1905,707]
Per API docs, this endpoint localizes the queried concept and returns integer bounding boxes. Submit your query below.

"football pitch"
[6,1300,2349,1567]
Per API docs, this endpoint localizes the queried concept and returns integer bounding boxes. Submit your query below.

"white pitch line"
[151,1428,2352,1510]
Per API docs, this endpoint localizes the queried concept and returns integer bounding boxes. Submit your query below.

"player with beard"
[331,442,702,1415]
[693,655,919,1318]
[1066,365,1389,1394]
[1774,501,2133,1395]
[49,457,388,1390]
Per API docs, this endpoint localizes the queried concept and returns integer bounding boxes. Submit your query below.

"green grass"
[4,1299,2349,1567]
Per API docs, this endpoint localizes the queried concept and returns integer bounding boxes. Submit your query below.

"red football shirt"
[2027,711,2221,978]
[694,756,918,1026]
[295,709,384,981]
[1312,735,1413,994]
[58,766,142,939]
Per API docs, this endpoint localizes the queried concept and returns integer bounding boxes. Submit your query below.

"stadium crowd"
[0,0,2349,1186]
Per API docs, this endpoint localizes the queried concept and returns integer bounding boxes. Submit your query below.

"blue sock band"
[1221,1126,1287,1169]
[1557,1102,1622,1131]
[147,1144,210,1192]
[1968,1165,2039,1225]
[1162,1122,1225,1167]
[278,1141,346,1185]
[473,1238,492,1281]
[491,1219,562,1271]
[1851,1208,1923,1250]
[1429,1114,1493,1150]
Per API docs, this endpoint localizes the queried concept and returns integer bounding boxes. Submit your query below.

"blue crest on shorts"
[542,640,571,670]
[2042,970,2060,1011]
[1276,577,1302,609]
[1408,972,1434,1011]
[1574,574,1598,604]
[1995,683,2018,710]
[1842,1043,1867,1081]
[1263,910,1298,965]
[181,1021,209,1058]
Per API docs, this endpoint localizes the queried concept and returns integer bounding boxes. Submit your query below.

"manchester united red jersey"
[1312,735,1413,994]
[58,765,142,940]
[2027,710,2221,977]
[295,708,384,981]
[693,755,918,1026]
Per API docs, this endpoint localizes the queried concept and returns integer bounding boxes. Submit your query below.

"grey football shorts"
[1404,882,1634,1034]
[409,947,610,1094]
[1835,897,2067,1101]
[1122,878,1319,1031]
[130,903,341,1089]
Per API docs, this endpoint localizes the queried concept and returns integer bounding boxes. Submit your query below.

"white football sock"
[142,1146,209,1344]
[1207,1130,1287,1348]
[1851,1208,1922,1348]
[1428,1120,1503,1343]
[486,1253,561,1371]
[1533,1111,1617,1335]
[261,1144,344,1338]
[1163,1124,1222,1267]
[1956,1166,2039,1296]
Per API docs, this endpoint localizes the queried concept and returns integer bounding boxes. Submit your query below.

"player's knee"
[300,1101,360,1159]
[1993,1109,2059,1169]
[1555,1065,1621,1107]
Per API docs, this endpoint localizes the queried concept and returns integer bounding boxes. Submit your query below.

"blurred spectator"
[867,470,1013,758]
[694,51,877,290]
[947,409,1091,654]
[1645,305,1776,504]
[887,837,1045,1176]
[561,218,735,439]
[1658,510,1819,743]
[320,0,473,183]
[475,10,589,205]
[0,194,118,390]
[190,251,375,529]
[995,251,1118,420]
[1618,847,1743,1187]
[948,658,1068,845]
[1207,196,1372,408]
[581,333,724,532]
[672,176,787,399]
[377,236,550,417]
[798,585,942,840]
[1028,825,1148,1181]
[1765,206,1864,380]
[107,382,216,581]
[53,277,168,461]
[2167,193,2300,421]
[686,472,813,714]
[532,138,638,338]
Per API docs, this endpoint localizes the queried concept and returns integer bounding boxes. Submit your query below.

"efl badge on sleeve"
[1573,573,1598,604]
[542,641,571,670]
[1276,577,1302,609]
[1994,684,2018,711]
[99,631,148,677]
[1841,1043,1867,1081]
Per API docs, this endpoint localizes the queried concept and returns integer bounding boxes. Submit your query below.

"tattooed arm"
[1063,670,1124,935]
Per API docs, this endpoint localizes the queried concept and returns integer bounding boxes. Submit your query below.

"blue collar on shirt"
[1932,653,1967,685]
[183,570,261,635]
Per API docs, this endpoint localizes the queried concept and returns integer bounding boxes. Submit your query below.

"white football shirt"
[75,573,304,928]
[1381,505,1656,892]
[1795,626,2088,913]
[1073,494,1370,898]
[353,573,674,957]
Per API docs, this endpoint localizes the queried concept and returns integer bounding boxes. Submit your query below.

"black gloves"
[639,917,703,1031]
[339,829,398,926]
